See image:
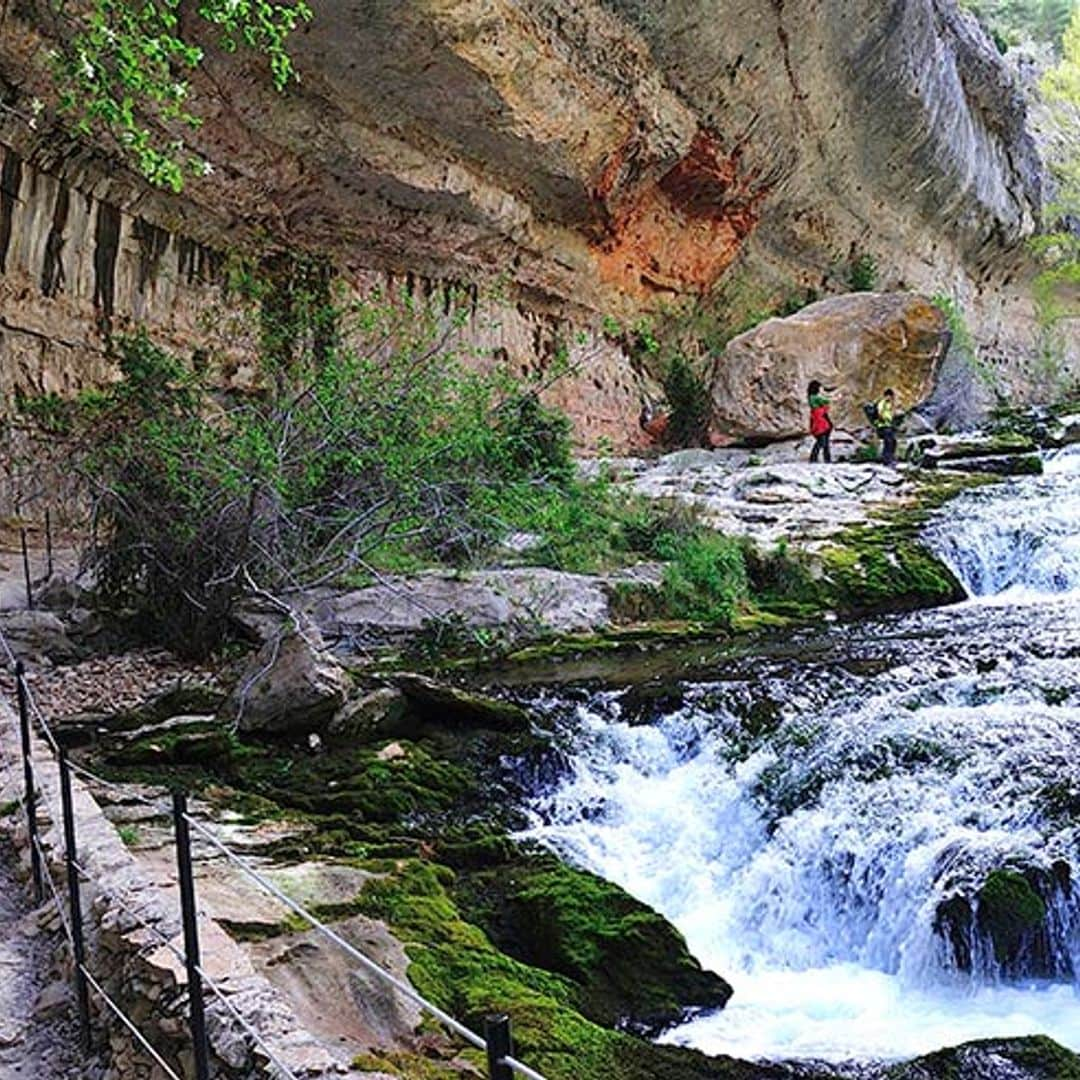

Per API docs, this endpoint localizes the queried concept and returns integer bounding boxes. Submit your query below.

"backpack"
[862,401,879,425]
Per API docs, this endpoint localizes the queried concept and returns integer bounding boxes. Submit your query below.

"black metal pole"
[484,1014,514,1080]
[172,792,211,1080]
[20,528,33,610]
[15,661,43,903]
[45,508,53,579]
[59,748,91,1050]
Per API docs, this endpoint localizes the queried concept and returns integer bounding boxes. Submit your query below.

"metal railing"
[0,629,548,1080]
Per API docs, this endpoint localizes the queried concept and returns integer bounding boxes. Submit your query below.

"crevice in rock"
[92,201,121,333]
[0,145,21,274]
[40,180,68,298]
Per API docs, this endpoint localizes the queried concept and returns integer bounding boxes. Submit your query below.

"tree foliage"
[32,290,579,656]
[1034,5,1080,329]
[964,0,1076,51]
[43,0,312,190]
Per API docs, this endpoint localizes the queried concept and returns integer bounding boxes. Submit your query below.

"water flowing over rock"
[519,447,1080,1064]
[710,293,949,440]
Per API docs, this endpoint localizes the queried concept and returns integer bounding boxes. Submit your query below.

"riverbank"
[4,432,1080,1080]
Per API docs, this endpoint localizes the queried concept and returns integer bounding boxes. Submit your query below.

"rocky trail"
[0,842,88,1079]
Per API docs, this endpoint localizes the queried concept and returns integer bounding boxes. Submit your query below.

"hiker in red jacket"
[807,380,834,463]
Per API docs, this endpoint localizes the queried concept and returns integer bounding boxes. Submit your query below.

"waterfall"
[926,446,1080,600]
[522,449,1080,1063]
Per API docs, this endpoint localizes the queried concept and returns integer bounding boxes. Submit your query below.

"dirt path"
[0,843,89,1079]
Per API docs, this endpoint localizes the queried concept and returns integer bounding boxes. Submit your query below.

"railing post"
[59,748,92,1050]
[172,792,211,1080]
[15,661,43,903]
[485,1014,514,1080]
[45,508,53,579]
[20,528,33,610]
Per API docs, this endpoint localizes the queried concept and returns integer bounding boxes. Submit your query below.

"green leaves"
[49,0,312,191]
[1034,5,1080,330]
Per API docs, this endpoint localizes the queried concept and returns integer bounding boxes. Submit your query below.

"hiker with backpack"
[871,388,898,466]
[807,380,834,463]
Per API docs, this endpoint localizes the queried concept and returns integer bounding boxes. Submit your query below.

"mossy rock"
[887,1035,1080,1079]
[818,531,964,613]
[977,869,1048,966]
[394,674,535,733]
[111,683,226,731]
[450,852,732,1030]
[229,739,476,824]
[936,865,1067,977]
[107,724,234,767]
[352,859,828,1080]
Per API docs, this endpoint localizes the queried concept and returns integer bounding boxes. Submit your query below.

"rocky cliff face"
[0,0,1065,454]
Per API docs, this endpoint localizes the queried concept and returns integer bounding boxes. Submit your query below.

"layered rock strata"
[0,0,1066,457]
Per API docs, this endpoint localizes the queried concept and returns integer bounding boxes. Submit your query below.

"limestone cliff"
[0,0,1065,454]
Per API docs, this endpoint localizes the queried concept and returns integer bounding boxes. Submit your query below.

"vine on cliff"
[43,0,312,190]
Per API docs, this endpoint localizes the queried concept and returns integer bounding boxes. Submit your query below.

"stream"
[523,447,1080,1064]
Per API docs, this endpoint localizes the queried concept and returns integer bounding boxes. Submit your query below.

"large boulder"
[228,622,350,735]
[710,293,949,440]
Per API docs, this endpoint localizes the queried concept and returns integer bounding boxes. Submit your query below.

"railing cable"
[181,811,489,1052]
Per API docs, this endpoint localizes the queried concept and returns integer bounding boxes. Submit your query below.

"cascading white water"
[927,446,1080,600]
[523,446,1080,1063]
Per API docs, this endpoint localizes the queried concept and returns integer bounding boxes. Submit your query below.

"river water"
[524,446,1080,1064]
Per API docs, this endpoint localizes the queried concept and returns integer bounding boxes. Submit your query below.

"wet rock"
[453,853,733,1032]
[930,453,1043,477]
[906,431,1037,465]
[103,714,230,767]
[890,1035,1080,1079]
[711,293,949,441]
[394,674,533,733]
[327,687,409,741]
[229,622,350,735]
[935,864,1072,980]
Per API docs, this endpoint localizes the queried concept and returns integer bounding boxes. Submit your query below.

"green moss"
[977,870,1047,964]
[818,531,963,613]
[351,1049,483,1078]
[107,722,233,766]
[352,860,800,1080]
[450,853,731,1029]
[229,740,476,823]
[1003,1035,1080,1078]
[887,1036,1080,1079]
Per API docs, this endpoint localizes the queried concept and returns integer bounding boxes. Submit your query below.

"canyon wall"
[0,0,1072,462]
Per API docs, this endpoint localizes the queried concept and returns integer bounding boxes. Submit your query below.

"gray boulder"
[228,621,350,735]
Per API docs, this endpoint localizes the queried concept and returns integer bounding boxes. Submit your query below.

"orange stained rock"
[592,129,769,298]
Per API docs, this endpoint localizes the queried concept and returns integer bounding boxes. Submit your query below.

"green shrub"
[29,290,583,656]
[655,531,749,625]
[847,252,879,291]
[661,353,712,448]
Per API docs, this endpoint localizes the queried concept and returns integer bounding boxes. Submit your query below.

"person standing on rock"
[876,388,898,466]
[807,380,834,463]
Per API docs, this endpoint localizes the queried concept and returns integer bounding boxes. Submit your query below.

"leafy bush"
[847,252,879,291]
[34,291,582,656]
[660,353,712,448]
[654,531,749,625]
